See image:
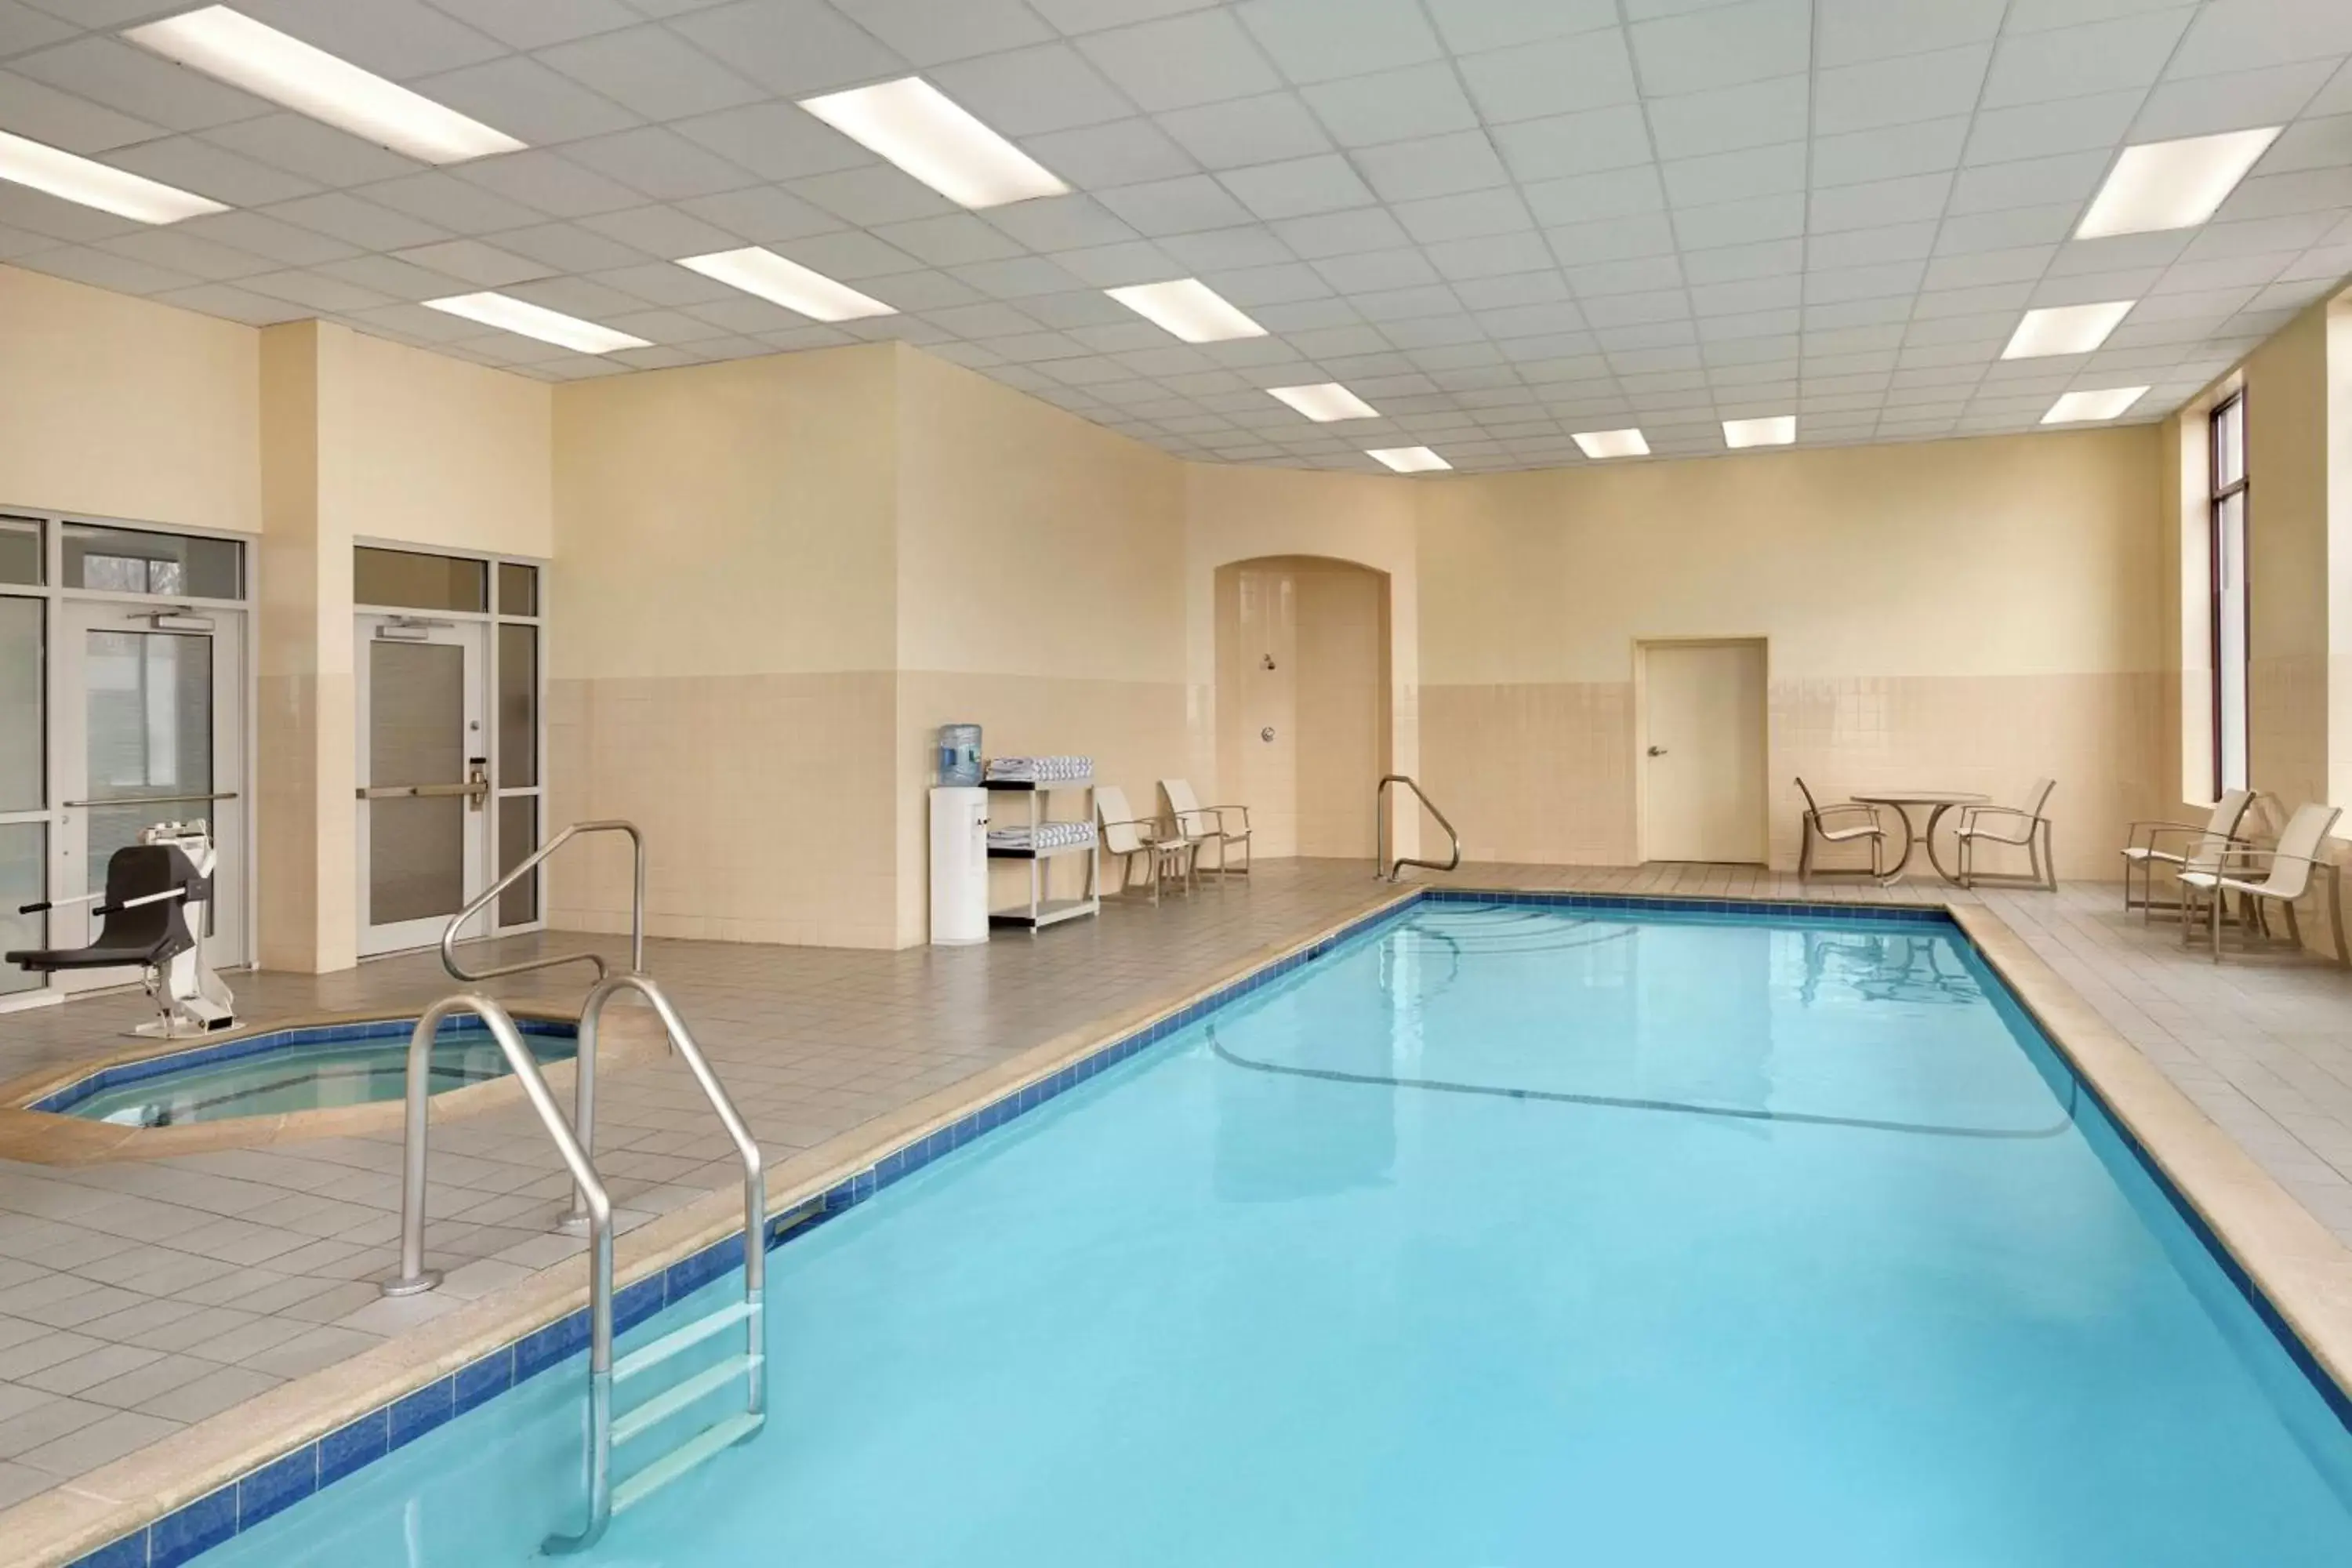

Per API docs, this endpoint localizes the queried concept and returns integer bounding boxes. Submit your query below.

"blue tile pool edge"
[60,887,2349,1566]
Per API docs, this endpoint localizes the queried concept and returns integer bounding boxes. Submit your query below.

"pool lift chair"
[6,821,237,1039]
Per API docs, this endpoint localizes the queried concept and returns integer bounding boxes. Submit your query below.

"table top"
[1850,790,1990,806]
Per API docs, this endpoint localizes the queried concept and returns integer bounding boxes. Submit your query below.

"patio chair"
[1098,786,1194,904]
[1795,777,1887,881]
[2119,788,2253,920]
[1953,778,2057,891]
[1160,779,1251,879]
[2177,801,2347,965]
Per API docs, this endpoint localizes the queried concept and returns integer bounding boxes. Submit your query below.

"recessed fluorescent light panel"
[0,129,224,223]
[2042,386,2150,424]
[1722,416,1795,448]
[2075,129,2281,240]
[126,6,524,165]
[677,248,895,323]
[423,292,648,354]
[2001,301,2134,360]
[1573,428,1650,459]
[798,77,1067,209]
[1267,383,1377,422]
[1367,446,1450,474]
[1105,279,1267,343]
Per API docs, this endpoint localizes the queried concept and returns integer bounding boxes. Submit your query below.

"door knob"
[1261,726,1276,742]
[1647,745,1668,757]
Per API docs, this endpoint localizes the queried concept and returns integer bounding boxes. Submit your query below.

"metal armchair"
[1954,778,2056,891]
[2120,788,2253,920]
[2177,802,2347,964]
[1097,785,1194,904]
[1795,777,1887,881]
[1160,778,1250,880]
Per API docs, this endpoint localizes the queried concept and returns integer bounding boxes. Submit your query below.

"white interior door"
[1641,640,1767,864]
[356,618,488,955]
[52,601,248,991]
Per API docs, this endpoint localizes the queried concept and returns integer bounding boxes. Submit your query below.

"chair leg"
[2211,884,2223,962]
[2284,896,2303,952]
[1798,825,1813,882]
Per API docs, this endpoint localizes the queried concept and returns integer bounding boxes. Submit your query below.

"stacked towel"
[984,755,1092,783]
[987,821,1098,851]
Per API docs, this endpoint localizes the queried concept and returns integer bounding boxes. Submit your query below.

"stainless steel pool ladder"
[1377,775,1462,883]
[441,818,646,989]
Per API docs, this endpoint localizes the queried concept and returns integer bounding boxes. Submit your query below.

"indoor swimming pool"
[38,1017,579,1127]
[188,899,2352,1566]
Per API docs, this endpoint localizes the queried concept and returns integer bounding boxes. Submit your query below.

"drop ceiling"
[2,0,2349,474]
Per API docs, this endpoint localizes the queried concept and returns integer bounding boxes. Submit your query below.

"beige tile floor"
[0,858,2346,1520]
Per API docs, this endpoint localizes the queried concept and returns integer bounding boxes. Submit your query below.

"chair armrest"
[1102,815,1178,844]
[1809,804,1882,829]
[1960,805,2041,829]
[1206,804,1251,833]
[2125,819,2210,851]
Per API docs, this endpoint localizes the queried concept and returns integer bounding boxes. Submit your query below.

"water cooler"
[929,723,988,945]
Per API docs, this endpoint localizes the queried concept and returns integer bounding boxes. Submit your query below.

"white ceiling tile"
[2130,58,2337,140]
[1923,245,2054,289]
[1077,9,1282,110]
[1813,118,1969,189]
[1669,192,1803,249]
[205,114,424,186]
[9,37,269,133]
[93,227,274,281]
[2151,252,2296,293]
[1236,0,1440,84]
[1979,10,2192,107]
[1160,223,1296,267]
[1820,0,2005,67]
[1688,274,1799,316]
[2168,0,2352,79]
[1566,256,1682,298]
[423,0,641,51]
[1354,132,1509,203]
[666,1,907,98]
[1457,30,1637,124]
[1813,45,1993,136]
[850,267,985,308]
[508,273,656,317]
[176,209,359,265]
[982,194,1139,251]
[363,171,539,235]
[316,252,466,300]
[1523,165,1665,227]
[2260,113,2352,175]
[1680,237,1802,283]
[670,103,871,185]
[1349,282,1461,321]
[564,126,762,201]
[2212,165,2352,221]
[1805,260,1926,304]
[1544,211,1677,263]
[1642,74,1806,161]
[1096,173,1255,234]
[1807,221,1940,269]
[456,150,643,217]
[2027,266,2164,303]
[2181,211,2342,260]
[840,0,1054,66]
[102,136,320,208]
[1394,187,1534,243]
[1476,299,1587,338]
[2314,57,2352,114]
[1945,150,2107,217]
[1156,92,1330,168]
[1627,0,1810,96]
[0,1,74,55]
[239,267,396,313]
[1490,104,1652,182]
[1660,143,1805,209]
[0,67,165,152]
[931,42,1134,135]
[1260,207,1397,258]
[746,227,921,278]
[2045,230,2190,273]
[1961,91,2143,165]
[1933,202,2081,253]
[677,184,844,243]
[1311,247,1439,291]
[1421,0,1618,54]
[393,237,554,285]
[1300,62,1479,147]
[413,56,641,145]
[1019,118,1195,187]
[575,202,741,258]
[1422,230,1554,280]
[267,191,452,249]
[871,212,1029,265]
[150,281,312,324]
[950,254,1087,296]
[236,0,507,74]
[16,245,194,294]
[1221,152,1374,218]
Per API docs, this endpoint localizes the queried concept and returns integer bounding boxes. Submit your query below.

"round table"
[1849,791,1989,884]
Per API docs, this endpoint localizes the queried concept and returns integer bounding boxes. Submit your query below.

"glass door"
[51,600,249,992]
[356,618,488,955]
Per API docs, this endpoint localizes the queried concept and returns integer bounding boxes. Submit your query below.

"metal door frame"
[354,615,489,956]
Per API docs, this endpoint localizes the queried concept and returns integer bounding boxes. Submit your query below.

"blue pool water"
[198,903,2352,1566]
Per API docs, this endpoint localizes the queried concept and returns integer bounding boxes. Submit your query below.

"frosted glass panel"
[0,822,42,996]
[83,630,212,894]
[0,597,40,813]
[0,517,38,585]
[499,794,537,927]
[356,548,486,613]
[369,641,465,925]
[64,524,240,598]
[498,623,536,788]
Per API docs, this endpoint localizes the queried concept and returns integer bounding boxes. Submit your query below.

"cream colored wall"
[0,263,259,534]
[336,327,553,560]
[892,347,1190,939]
[1185,464,1421,858]
[1417,429,2165,877]
[546,344,901,949]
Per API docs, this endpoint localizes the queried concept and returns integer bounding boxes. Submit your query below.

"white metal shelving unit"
[985,775,1100,931]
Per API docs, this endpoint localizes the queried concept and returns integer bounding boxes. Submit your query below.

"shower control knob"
[1648,745,1668,756]
[1261,726,1276,742]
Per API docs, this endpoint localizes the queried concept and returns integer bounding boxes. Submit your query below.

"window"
[62,523,241,598]
[354,546,488,612]
[2210,392,2249,797]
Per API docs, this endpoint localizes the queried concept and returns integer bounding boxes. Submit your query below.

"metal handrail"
[1377,774,1461,883]
[441,819,645,986]
[551,973,768,1553]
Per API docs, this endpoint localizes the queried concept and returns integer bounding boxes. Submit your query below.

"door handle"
[1647,746,1668,757]
[357,780,492,801]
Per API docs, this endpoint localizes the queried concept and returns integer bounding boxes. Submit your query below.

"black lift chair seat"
[5,844,200,973]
